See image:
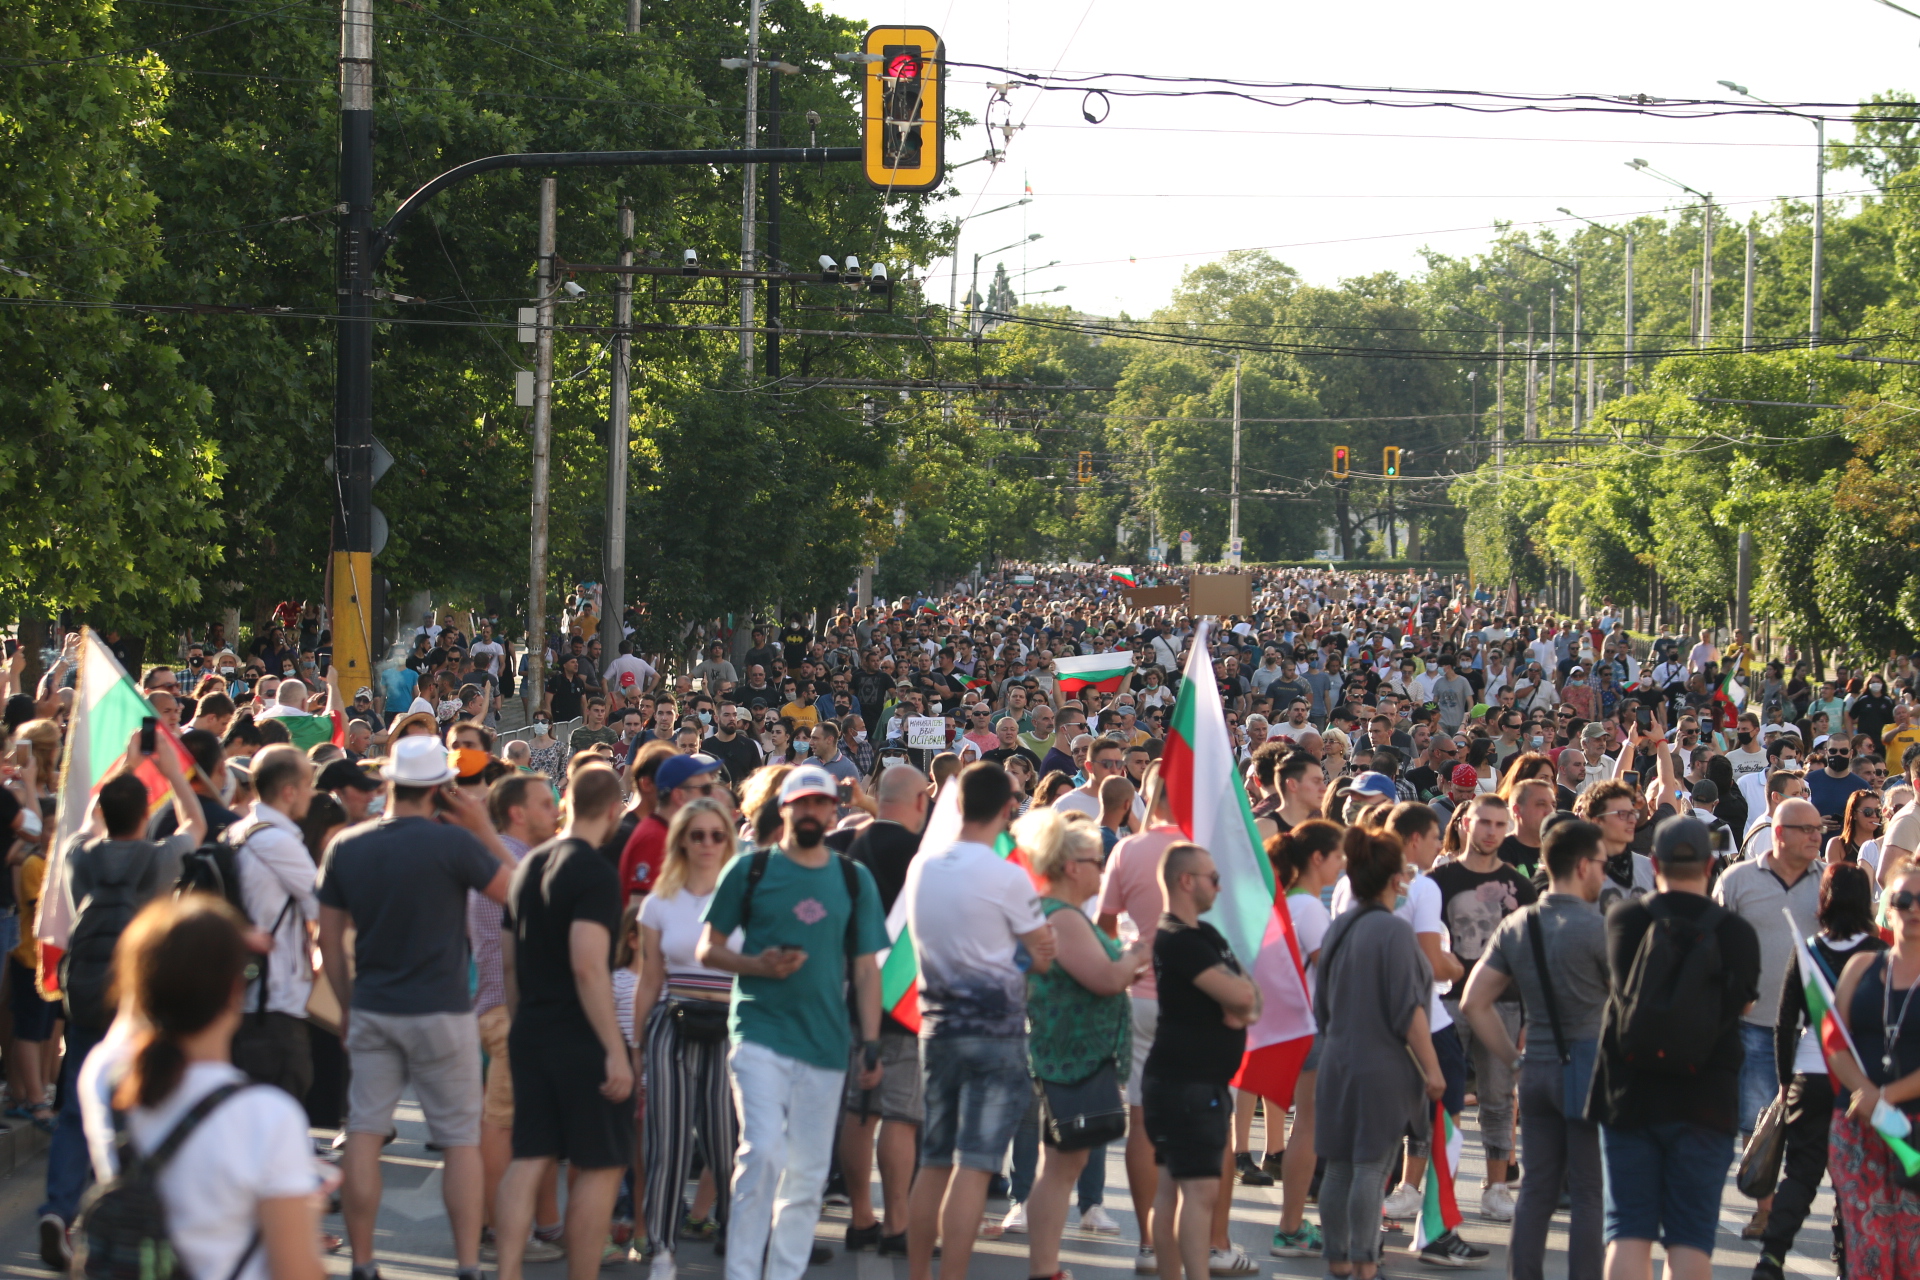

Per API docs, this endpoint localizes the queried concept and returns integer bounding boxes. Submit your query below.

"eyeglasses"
[1892,891,1920,914]
[686,830,730,845]
[1598,808,1637,821]
[1778,823,1825,834]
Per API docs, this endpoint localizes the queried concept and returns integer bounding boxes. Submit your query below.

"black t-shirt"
[1145,914,1248,1086]
[1852,693,1897,745]
[780,627,813,670]
[1428,857,1538,996]
[982,745,1042,772]
[1405,764,1441,800]
[1588,891,1761,1133]
[1496,834,1541,876]
[545,671,586,721]
[701,731,762,786]
[507,836,623,1038]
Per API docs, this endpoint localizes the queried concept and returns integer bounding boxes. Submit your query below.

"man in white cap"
[317,735,520,1280]
[697,764,888,1280]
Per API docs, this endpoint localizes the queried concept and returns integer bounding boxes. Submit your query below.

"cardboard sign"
[1123,585,1186,609]
[1188,573,1254,618]
[906,717,947,750]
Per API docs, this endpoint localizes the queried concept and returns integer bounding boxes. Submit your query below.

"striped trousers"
[642,1002,739,1255]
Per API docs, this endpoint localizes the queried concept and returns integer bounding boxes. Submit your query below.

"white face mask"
[854,730,867,743]
[1873,683,1886,694]
[366,791,386,816]
[533,718,550,732]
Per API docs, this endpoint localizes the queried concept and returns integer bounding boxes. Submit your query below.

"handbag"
[1736,1096,1788,1199]
[1036,1063,1127,1152]
[1525,905,1598,1116]
[669,998,730,1043]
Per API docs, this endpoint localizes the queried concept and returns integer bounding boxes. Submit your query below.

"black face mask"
[1737,731,1753,746]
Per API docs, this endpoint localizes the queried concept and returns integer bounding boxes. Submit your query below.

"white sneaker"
[649,1251,676,1280]
[1207,1244,1258,1276]
[524,1236,566,1263]
[1134,1247,1157,1275]
[1381,1182,1423,1220]
[1479,1183,1515,1223]
[1079,1205,1120,1235]
[999,1202,1028,1235]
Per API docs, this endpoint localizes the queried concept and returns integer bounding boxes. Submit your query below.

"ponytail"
[1342,824,1405,902]
[1266,819,1344,891]
[111,896,252,1111]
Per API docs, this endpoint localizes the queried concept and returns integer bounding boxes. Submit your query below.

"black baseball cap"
[1651,814,1713,866]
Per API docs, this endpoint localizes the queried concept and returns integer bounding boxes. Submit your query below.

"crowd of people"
[4,561,1920,1280]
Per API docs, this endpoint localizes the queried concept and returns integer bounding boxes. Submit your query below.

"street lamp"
[946,196,1032,323]
[969,233,1043,326]
[1207,348,1244,566]
[1516,244,1582,432]
[1719,79,1825,347]
[1627,158,1715,347]
[1559,207,1636,396]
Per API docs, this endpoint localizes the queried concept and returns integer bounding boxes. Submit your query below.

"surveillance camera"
[561,280,586,298]
[867,261,890,294]
[818,254,840,280]
[682,248,699,275]
[844,255,862,277]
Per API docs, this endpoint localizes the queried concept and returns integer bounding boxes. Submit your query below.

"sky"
[863,0,1920,318]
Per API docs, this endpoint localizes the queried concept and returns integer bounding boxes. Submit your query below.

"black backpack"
[73,1082,259,1280]
[1613,897,1731,1075]
[62,841,158,1030]
[174,822,267,917]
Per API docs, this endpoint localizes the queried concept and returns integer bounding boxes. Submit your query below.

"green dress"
[1027,898,1132,1085]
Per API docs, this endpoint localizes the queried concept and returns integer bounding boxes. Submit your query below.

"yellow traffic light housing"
[1332,445,1350,479]
[1077,451,1093,483]
[862,27,944,193]
[1382,446,1401,477]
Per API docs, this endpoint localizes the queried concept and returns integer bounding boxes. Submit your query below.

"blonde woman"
[637,798,741,1280]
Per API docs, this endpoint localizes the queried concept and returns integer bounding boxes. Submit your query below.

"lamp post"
[1719,80,1825,347]
[970,233,1043,326]
[1627,159,1714,348]
[1559,207,1636,395]
[1517,245,1582,432]
[946,197,1031,323]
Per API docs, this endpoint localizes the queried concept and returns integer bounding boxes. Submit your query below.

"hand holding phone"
[140,716,157,755]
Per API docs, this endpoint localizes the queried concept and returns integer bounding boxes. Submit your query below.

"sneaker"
[1381,1182,1424,1220]
[1751,1254,1785,1280]
[1740,1207,1769,1240]
[1234,1152,1274,1187]
[1208,1244,1258,1276]
[999,1202,1028,1235]
[1134,1247,1158,1275]
[845,1221,882,1252]
[480,1229,498,1263]
[1478,1183,1515,1223]
[1269,1222,1323,1257]
[824,1191,852,1209]
[524,1237,566,1264]
[38,1214,71,1272]
[1079,1205,1120,1235]
[649,1252,677,1280]
[1260,1152,1285,1180]
[1419,1230,1490,1269]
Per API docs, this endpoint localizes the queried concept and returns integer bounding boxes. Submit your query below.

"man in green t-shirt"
[699,765,887,1280]
[566,696,621,759]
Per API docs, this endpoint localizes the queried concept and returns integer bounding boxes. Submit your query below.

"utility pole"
[627,0,642,31]
[1229,350,1242,567]
[330,0,376,694]
[1623,231,1635,395]
[1743,222,1757,352]
[1524,307,1538,441]
[1812,116,1825,347]
[528,178,557,701]
[1570,261,1582,432]
[765,70,783,379]
[738,0,763,372]
[1495,321,1506,466]
[1700,199,1715,347]
[1736,528,1753,634]
[1547,288,1557,430]
[602,198,633,662]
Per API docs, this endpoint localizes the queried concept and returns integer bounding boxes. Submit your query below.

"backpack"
[62,840,158,1030]
[73,1082,260,1280]
[1613,897,1731,1075]
[739,848,862,962]
[174,822,269,917]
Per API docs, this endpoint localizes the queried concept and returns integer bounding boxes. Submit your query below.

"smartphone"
[1636,707,1653,732]
[139,716,157,755]
[1621,770,1640,787]
[836,778,853,805]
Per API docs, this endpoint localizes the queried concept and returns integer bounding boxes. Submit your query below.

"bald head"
[1772,797,1824,869]
[276,679,308,708]
[1773,797,1820,830]
[877,764,928,808]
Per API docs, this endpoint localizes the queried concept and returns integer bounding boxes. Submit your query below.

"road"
[0,1098,1838,1280]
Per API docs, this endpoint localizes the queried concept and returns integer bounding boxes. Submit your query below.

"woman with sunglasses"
[636,797,741,1279]
[1824,864,1920,1278]
[1827,790,1887,875]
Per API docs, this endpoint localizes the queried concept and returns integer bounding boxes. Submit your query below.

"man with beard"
[698,766,888,1280]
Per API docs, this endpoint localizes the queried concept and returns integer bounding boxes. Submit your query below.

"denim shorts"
[1600,1121,1734,1255]
[1737,1023,1775,1135]
[919,1035,1030,1172]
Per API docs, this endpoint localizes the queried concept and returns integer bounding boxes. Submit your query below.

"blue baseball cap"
[657,753,722,794]
[1350,771,1399,802]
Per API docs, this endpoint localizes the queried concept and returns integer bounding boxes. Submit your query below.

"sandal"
[29,1104,55,1133]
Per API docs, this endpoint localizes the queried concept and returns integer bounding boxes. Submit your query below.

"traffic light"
[1332,445,1350,479]
[861,27,944,193]
[1382,446,1401,477]
[1077,450,1093,483]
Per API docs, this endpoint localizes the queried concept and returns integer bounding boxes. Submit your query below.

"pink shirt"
[1097,824,1182,1000]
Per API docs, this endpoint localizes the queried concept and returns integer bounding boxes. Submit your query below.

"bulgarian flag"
[257,705,346,752]
[1410,1099,1464,1249]
[1052,650,1135,697]
[40,629,197,996]
[1791,916,1920,1175]
[1167,621,1315,1101]
[879,780,1032,1032]
[1109,568,1137,589]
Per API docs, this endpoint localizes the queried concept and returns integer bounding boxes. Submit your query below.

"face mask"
[854,730,867,743]
[533,719,550,732]
[697,710,711,726]
[1873,683,1886,694]
[219,666,235,676]
[793,741,810,757]
[1531,735,1544,747]
[1781,756,1798,769]
[366,792,386,816]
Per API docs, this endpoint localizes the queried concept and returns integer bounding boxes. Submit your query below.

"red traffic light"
[885,52,922,79]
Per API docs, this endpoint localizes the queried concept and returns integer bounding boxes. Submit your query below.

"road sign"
[862,27,943,193]
[1179,530,1192,543]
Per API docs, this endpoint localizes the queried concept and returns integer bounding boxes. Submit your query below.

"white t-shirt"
[613,967,640,1046]
[1725,746,1769,779]
[904,839,1046,1038]
[1330,871,1452,1031]
[81,1035,317,1280]
[470,639,506,679]
[602,654,658,696]
[638,888,741,994]
[1287,890,1332,1001]
[1053,789,1103,820]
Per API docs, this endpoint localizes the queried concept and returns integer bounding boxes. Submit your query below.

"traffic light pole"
[332,0,376,698]
[1229,351,1241,567]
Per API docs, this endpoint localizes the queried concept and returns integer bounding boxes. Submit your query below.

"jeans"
[40,1020,106,1223]
[1007,1091,1106,1211]
[1760,1073,1839,1263]
[726,1040,844,1280]
[1599,1121,1734,1255]
[1738,1023,1776,1138]
[920,1036,1029,1172]
[1448,998,1520,1161]
[1512,1061,1602,1280]
[1319,1151,1396,1265]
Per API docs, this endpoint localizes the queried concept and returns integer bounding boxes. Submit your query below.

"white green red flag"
[1052,650,1135,697]
[1411,1098,1463,1248]
[1108,568,1137,588]
[1164,621,1315,1106]
[1791,916,1920,1175]
[40,629,196,992]
[257,705,346,752]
